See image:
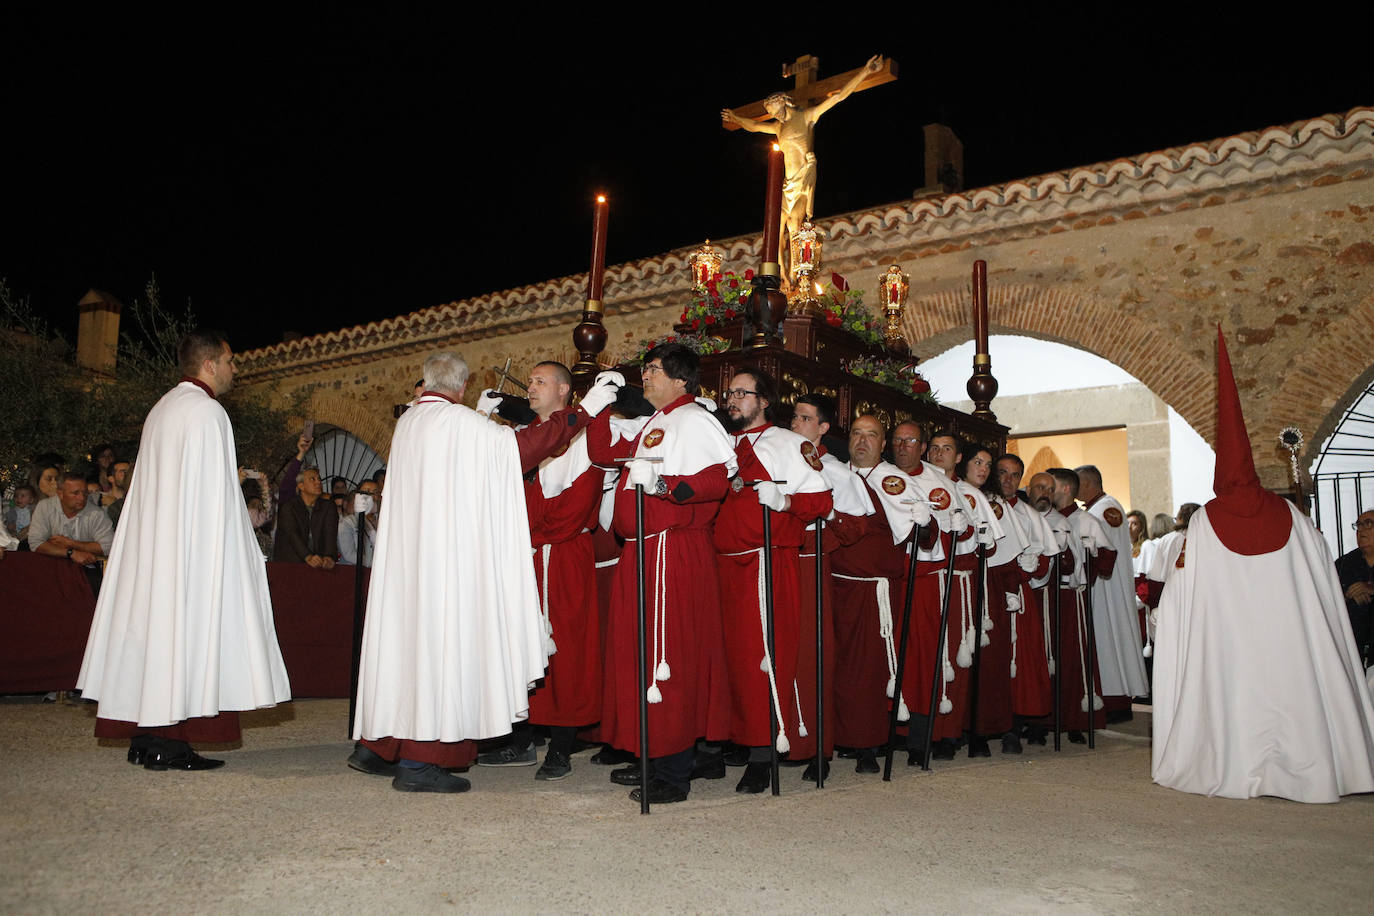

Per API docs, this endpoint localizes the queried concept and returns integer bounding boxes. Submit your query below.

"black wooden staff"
[883,521,926,781]
[347,505,368,736]
[1052,551,1063,752]
[814,519,826,789]
[965,532,989,759]
[634,477,651,813]
[761,499,780,797]
[1081,537,1099,751]
[920,522,965,771]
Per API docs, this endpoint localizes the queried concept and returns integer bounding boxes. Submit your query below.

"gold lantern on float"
[787,220,823,316]
[879,264,910,352]
[688,240,723,287]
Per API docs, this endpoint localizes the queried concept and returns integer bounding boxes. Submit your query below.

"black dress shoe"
[1024,726,1048,746]
[835,746,859,759]
[610,764,653,786]
[392,764,471,793]
[802,758,831,782]
[722,744,749,767]
[1068,731,1086,744]
[968,736,992,758]
[690,753,726,780]
[735,762,771,793]
[144,747,225,771]
[855,749,880,773]
[127,737,153,766]
[907,747,928,767]
[347,743,399,777]
[931,740,957,760]
[1001,734,1023,755]
[629,778,687,804]
[589,745,635,766]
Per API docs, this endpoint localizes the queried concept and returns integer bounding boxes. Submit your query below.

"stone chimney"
[76,289,122,374]
[915,123,965,197]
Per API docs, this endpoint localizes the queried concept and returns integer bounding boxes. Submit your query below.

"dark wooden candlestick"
[574,195,610,378]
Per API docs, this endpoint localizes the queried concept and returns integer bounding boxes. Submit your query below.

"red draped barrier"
[0,553,366,697]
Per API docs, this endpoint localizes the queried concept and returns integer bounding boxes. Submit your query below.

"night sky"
[5,12,1364,352]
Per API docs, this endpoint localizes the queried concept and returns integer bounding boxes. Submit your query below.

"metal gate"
[304,425,385,491]
[1311,380,1374,558]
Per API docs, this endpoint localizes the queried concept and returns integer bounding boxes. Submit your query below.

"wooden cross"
[722,54,899,130]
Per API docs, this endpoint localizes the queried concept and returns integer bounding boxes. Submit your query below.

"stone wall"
[236,108,1374,480]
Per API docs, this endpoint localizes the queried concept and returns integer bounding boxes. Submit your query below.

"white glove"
[579,371,625,417]
[754,481,788,512]
[947,507,969,536]
[977,523,996,548]
[626,458,660,492]
[909,500,932,528]
[1017,550,1039,573]
[694,396,718,413]
[476,389,502,417]
[1053,528,1069,551]
[352,493,375,515]
[1005,592,1022,612]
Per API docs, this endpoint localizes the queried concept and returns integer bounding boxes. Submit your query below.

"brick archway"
[903,281,1213,429]
[306,393,393,462]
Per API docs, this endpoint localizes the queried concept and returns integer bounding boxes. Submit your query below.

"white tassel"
[956,640,973,668]
[886,676,896,699]
[776,733,790,754]
[1047,659,1056,676]
[982,615,994,632]
[759,657,770,672]
[944,661,955,683]
[1081,696,1089,713]
[797,721,809,738]
[656,660,671,681]
[1009,660,1018,678]
[897,699,910,722]
[1143,642,1153,659]
[546,635,558,657]
[939,697,953,714]
[980,633,991,648]
[1092,693,1103,711]
[647,685,663,704]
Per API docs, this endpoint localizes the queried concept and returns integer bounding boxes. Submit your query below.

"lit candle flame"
[596,195,606,203]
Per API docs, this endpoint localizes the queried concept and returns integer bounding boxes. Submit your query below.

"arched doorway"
[917,335,1215,518]
[304,425,385,490]
[1310,377,1374,558]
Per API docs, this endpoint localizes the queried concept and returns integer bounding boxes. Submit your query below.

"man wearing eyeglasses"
[711,371,831,793]
[1335,510,1374,669]
[586,343,738,805]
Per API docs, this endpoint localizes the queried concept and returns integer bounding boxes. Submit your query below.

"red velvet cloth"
[970,563,1018,736]
[360,736,476,768]
[266,562,368,698]
[0,552,96,692]
[96,712,241,743]
[790,530,835,760]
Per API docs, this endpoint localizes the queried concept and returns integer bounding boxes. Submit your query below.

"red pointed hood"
[1206,327,1291,555]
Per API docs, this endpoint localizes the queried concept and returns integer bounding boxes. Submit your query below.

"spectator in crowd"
[104,460,132,529]
[240,469,274,559]
[1149,513,1174,540]
[372,467,386,495]
[88,443,116,496]
[274,464,337,568]
[1127,510,1148,559]
[330,477,350,518]
[1336,508,1374,669]
[29,472,114,566]
[30,463,61,501]
[338,480,379,567]
[5,484,38,545]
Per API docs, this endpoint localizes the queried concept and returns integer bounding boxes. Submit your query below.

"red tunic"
[829,477,941,748]
[525,464,603,727]
[970,561,1018,736]
[713,430,831,748]
[587,397,732,759]
[1009,552,1053,718]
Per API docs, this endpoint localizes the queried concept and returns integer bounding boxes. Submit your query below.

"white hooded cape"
[1085,494,1150,696]
[77,382,291,725]
[1151,505,1374,802]
[353,395,548,743]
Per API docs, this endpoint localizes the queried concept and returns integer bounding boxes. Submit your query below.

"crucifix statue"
[721,53,897,283]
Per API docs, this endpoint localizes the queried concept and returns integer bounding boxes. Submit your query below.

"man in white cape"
[348,351,621,793]
[1152,328,1374,803]
[77,330,292,771]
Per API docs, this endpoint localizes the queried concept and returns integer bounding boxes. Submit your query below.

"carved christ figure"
[721,54,884,279]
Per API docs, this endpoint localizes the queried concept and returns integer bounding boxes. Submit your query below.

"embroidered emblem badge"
[881,475,906,495]
[801,441,823,471]
[1103,506,1124,528]
[928,487,951,510]
[643,429,665,448]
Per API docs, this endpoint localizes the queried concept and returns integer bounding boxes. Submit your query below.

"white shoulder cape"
[353,396,547,743]
[77,382,291,725]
